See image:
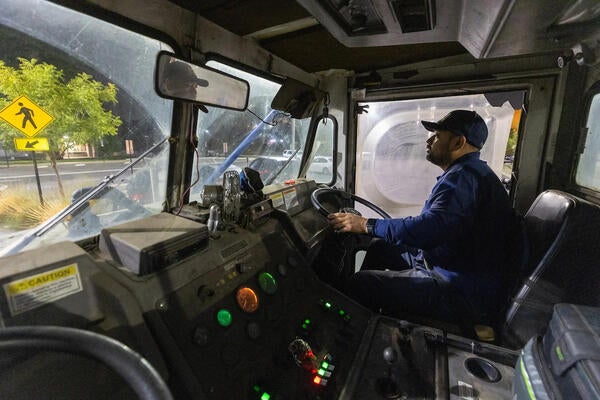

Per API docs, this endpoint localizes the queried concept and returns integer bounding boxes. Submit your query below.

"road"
[0,159,132,193]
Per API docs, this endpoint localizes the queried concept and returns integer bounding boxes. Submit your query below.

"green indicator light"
[261,393,271,400]
[338,310,345,316]
[301,323,308,329]
[305,319,311,325]
[258,272,278,295]
[253,385,261,393]
[318,368,326,376]
[325,302,332,309]
[321,361,329,369]
[216,309,232,327]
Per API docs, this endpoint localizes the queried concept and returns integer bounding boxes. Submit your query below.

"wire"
[247,108,284,126]
[176,120,202,215]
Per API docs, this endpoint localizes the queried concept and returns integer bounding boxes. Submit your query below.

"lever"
[207,204,219,233]
[377,346,401,398]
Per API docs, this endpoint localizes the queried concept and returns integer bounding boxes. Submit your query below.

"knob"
[236,262,252,273]
[288,338,317,370]
[383,346,398,364]
[378,346,400,398]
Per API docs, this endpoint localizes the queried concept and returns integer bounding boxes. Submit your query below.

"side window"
[575,91,600,191]
[306,116,337,184]
[354,92,523,217]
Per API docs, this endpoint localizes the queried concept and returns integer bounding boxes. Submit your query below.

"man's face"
[425,129,459,167]
[164,79,199,99]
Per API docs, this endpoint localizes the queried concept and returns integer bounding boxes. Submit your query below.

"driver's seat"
[499,190,600,348]
[383,190,574,342]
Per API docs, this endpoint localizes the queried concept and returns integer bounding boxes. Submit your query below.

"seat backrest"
[520,190,576,280]
[501,190,600,349]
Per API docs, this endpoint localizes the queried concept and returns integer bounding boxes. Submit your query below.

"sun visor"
[271,78,325,119]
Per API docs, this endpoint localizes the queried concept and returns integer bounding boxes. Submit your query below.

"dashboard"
[0,180,518,400]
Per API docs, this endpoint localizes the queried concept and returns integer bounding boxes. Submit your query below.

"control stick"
[377,346,401,398]
[383,346,397,364]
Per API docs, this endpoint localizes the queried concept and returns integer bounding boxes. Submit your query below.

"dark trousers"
[345,239,460,324]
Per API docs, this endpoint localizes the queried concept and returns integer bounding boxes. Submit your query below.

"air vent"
[389,0,435,33]
[322,0,387,36]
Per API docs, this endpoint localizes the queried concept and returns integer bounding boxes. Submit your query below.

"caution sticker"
[3,264,83,316]
[283,188,299,209]
[270,192,285,208]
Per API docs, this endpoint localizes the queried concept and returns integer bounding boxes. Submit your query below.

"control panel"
[156,229,371,400]
[350,317,517,400]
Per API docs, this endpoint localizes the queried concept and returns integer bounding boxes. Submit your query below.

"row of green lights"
[320,299,351,321]
[301,318,312,330]
[252,384,271,400]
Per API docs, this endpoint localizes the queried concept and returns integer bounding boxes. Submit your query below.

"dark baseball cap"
[421,110,488,149]
[166,61,209,87]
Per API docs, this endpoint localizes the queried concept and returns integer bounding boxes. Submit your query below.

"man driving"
[327,110,523,330]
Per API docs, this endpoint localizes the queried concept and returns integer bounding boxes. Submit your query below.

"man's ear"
[452,135,467,150]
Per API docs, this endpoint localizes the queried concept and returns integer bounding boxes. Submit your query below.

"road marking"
[0,168,121,180]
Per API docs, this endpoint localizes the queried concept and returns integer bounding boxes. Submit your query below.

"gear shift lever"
[377,346,401,398]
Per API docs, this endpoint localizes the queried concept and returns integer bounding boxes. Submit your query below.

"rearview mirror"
[155,52,249,110]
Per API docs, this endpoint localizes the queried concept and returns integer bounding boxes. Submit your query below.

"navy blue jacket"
[371,152,520,309]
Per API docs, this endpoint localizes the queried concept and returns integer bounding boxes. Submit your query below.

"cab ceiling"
[169,0,600,74]
[168,0,468,73]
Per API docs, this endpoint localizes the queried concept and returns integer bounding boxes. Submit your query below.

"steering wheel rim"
[311,188,392,219]
[0,326,173,400]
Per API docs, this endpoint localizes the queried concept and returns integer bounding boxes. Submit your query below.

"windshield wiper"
[2,138,169,256]
[205,110,279,184]
[263,148,302,186]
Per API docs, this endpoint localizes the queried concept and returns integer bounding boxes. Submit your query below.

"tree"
[0,58,121,198]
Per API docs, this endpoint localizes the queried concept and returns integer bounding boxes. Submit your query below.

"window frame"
[346,76,560,215]
[570,80,600,201]
[302,113,339,186]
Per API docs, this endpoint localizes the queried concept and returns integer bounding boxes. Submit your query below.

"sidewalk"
[0,157,130,168]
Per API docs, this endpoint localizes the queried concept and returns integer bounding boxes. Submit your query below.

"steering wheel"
[0,326,173,400]
[311,188,391,219]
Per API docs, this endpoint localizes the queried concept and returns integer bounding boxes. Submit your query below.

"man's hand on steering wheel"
[327,212,368,234]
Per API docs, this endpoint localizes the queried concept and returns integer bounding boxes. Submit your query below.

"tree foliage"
[0,58,122,196]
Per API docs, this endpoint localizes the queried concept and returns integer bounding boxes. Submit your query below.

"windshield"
[188,61,311,199]
[0,0,173,255]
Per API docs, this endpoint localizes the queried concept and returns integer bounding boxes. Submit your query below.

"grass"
[0,179,97,231]
[0,188,68,231]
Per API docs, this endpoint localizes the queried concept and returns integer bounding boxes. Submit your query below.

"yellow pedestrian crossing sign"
[14,137,50,152]
[0,95,54,138]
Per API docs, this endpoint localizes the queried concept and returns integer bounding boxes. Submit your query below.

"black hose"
[0,326,173,400]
